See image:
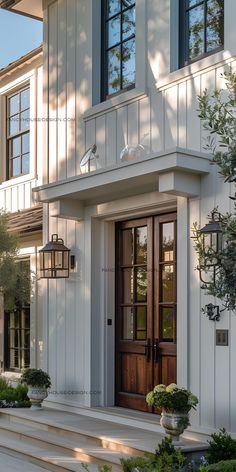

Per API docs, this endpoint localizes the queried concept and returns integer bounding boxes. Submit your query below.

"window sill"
[156,50,233,91]
[0,173,36,189]
[83,88,147,121]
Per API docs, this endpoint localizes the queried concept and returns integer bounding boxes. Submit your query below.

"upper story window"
[103,0,136,98]
[7,87,30,179]
[179,0,224,67]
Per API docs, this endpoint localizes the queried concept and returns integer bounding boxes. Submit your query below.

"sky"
[0,9,42,69]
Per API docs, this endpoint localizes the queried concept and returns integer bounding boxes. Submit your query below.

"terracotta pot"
[160,411,189,442]
[27,386,48,409]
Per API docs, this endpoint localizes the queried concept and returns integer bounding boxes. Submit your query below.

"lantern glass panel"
[63,252,69,269]
[211,233,217,251]
[45,252,52,269]
[55,251,63,269]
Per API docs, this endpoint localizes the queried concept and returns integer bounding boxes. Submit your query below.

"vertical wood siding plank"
[48,1,58,183]
[150,90,164,153]
[57,0,67,181]
[67,0,76,178]
[164,85,178,149]
[96,115,106,169]
[116,106,127,163]
[178,81,187,148]
[106,111,117,166]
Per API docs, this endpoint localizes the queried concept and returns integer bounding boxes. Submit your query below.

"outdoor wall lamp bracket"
[39,234,75,279]
[202,303,221,322]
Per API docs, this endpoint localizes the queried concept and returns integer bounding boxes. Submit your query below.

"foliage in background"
[21,368,51,388]
[200,460,236,471]
[0,376,30,408]
[192,211,236,311]
[198,70,236,189]
[146,383,198,414]
[196,71,236,312]
[0,211,31,310]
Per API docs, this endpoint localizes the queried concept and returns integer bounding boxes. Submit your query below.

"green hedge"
[201,460,236,471]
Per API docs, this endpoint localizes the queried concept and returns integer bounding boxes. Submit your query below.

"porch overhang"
[0,0,43,20]
[33,148,210,220]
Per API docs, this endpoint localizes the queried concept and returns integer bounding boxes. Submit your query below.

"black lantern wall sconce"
[198,209,223,287]
[39,234,75,279]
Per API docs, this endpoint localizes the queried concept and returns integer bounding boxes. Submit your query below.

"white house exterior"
[0,47,43,375]
[1,0,236,438]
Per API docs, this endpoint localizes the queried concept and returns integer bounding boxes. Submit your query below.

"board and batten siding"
[42,0,236,433]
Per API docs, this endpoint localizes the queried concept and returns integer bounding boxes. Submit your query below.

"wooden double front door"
[115,213,177,412]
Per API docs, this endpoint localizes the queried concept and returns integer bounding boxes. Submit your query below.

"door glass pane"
[122,6,135,41]
[107,0,121,17]
[136,306,147,340]
[122,268,133,303]
[161,264,174,302]
[122,37,135,87]
[162,222,174,262]
[107,16,121,48]
[206,0,224,52]
[135,226,147,264]
[108,46,121,94]
[122,307,134,339]
[135,267,147,302]
[188,4,204,60]
[122,229,133,265]
[161,307,175,341]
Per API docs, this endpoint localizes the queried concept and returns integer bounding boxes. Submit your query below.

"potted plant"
[146,383,198,443]
[21,368,51,409]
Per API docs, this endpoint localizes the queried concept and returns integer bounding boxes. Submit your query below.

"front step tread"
[0,420,126,465]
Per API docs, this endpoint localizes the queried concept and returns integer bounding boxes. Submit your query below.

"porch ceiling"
[0,0,43,20]
[33,148,211,207]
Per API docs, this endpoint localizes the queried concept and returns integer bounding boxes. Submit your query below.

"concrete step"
[0,430,121,472]
[0,419,127,468]
[0,452,52,472]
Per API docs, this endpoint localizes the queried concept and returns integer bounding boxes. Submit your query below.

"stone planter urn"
[160,411,189,443]
[27,386,48,409]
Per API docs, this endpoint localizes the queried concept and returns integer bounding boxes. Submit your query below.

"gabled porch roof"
[0,0,42,20]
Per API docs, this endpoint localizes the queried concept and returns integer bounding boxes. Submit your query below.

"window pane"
[9,94,19,116]
[161,307,175,341]
[22,133,30,154]
[162,222,174,262]
[20,88,30,111]
[122,38,135,87]
[136,306,147,340]
[107,0,120,17]
[22,153,30,175]
[10,137,21,158]
[135,267,147,302]
[188,4,204,60]
[122,6,135,41]
[122,229,133,265]
[107,16,121,48]
[122,307,134,339]
[122,268,133,303]
[135,226,147,264]
[20,109,30,131]
[206,0,224,52]
[107,46,121,94]
[12,157,21,177]
[188,0,201,7]
[9,115,19,135]
[161,264,174,302]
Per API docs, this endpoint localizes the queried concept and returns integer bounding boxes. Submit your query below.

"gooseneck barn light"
[39,234,74,279]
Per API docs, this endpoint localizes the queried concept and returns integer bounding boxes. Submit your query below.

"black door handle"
[153,338,159,362]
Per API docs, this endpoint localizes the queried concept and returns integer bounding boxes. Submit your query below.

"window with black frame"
[179,0,224,67]
[7,87,30,179]
[103,0,136,98]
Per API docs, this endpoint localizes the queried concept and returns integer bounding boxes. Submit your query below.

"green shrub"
[0,382,29,405]
[201,460,236,471]
[21,368,51,388]
[14,384,29,402]
[207,429,236,464]
[0,377,9,391]
[120,456,149,471]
